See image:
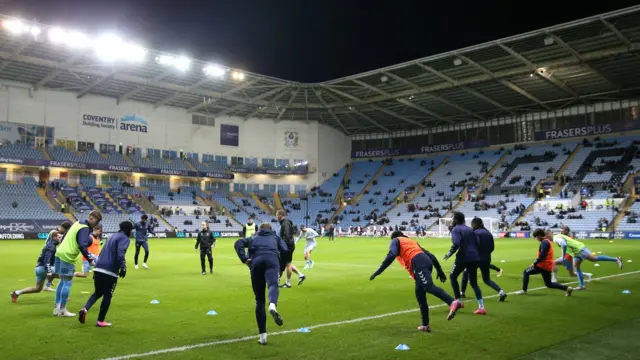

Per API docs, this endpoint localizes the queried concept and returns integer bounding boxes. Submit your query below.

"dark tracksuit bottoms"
[84,272,117,322]
[412,253,455,326]
[134,241,149,264]
[461,262,503,294]
[450,260,482,300]
[250,254,280,333]
[200,249,213,273]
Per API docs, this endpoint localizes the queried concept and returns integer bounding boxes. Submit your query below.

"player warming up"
[443,212,486,315]
[40,222,72,291]
[296,225,319,269]
[54,211,102,317]
[234,223,288,345]
[79,221,132,327]
[552,226,609,288]
[195,222,216,275]
[518,228,573,296]
[134,214,155,270]
[276,210,306,288]
[370,231,462,331]
[75,224,102,278]
[460,218,507,302]
[10,229,66,302]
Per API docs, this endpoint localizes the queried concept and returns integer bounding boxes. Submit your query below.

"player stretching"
[517,228,573,296]
[370,231,462,331]
[195,222,216,275]
[296,225,319,269]
[460,218,507,302]
[550,227,592,283]
[444,212,486,315]
[75,224,102,278]
[234,223,288,345]
[41,222,73,291]
[11,230,66,302]
[276,210,306,288]
[54,211,102,317]
[79,221,132,327]
[134,214,155,269]
[553,226,622,290]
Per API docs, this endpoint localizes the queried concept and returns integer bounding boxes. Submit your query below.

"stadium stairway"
[608,196,635,232]
[81,190,99,210]
[251,192,274,215]
[38,147,52,160]
[184,160,198,172]
[133,194,157,214]
[552,144,582,195]
[196,194,243,225]
[475,151,509,195]
[155,215,174,231]
[37,188,59,212]
[351,162,387,205]
[123,154,137,167]
[273,192,284,210]
[105,191,126,213]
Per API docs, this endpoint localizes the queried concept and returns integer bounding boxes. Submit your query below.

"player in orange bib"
[75,224,102,278]
[517,228,573,296]
[370,231,462,332]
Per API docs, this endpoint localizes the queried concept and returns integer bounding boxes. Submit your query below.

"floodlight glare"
[175,56,190,72]
[125,44,147,63]
[66,30,91,49]
[48,27,65,44]
[203,64,225,77]
[157,55,175,66]
[232,71,245,80]
[30,26,41,36]
[3,19,27,34]
[95,34,124,62]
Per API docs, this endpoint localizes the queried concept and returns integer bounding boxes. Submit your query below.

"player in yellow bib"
[54,211,102,317]
[552,226,622,290]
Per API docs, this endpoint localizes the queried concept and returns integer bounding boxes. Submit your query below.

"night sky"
[2,0,638,82]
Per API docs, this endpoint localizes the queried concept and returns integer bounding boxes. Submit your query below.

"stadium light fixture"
[231,71,245,81]
[203,64,225,77]
[3,19,40,37]
[48,27,65,44]
[66,30,91,49]
[95,34,124,62]
[175,56,191,72]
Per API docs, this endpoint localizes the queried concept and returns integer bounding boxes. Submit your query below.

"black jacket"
[279,218,295,247]
[195,229,216,251]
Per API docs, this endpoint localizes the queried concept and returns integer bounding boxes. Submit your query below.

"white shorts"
[305,242,317,253]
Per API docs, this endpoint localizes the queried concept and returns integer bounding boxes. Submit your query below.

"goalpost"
[437,217,497,237]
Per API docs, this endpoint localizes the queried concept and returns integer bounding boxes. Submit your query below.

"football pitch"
[1,237,640,360]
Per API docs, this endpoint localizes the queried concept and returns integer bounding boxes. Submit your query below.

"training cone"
[395,344,410,351]
[500,260,506,263]
[609,240,614,243]
[207,310,218,316]
[594,264,600,267]
[622,290,631,295]
[597,251,602,254]
[628,260,633,263]
[150,299,160,304]
[298,327,311,333]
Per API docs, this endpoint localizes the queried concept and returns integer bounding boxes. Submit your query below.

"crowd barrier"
[0,231,242,240]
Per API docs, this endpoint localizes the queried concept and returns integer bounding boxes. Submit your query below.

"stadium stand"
[617,201,640,232]
[0,178,68,221]
[307,168,347,227]
[0,143,45,160]
[49,147,130,167]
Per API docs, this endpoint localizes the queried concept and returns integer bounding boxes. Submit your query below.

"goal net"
[437,217,496,237]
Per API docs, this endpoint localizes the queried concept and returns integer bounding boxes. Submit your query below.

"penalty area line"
[99,269,640,360]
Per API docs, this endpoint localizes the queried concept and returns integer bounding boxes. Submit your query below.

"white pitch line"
[98,270,640,360]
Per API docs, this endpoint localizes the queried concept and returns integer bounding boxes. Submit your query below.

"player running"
[550,227,592,283]
[552,226,622,290]
[234,223,288,345]
[295,225,319,269]
[10,228,67,303]
[79,221,132,327]
[460,218,507,303]
[517,228,573,296]
[444,212,486,315]
[134,214,155,270]
[370,231,462,331]
[276,210,306,288]
[75,224,102,278]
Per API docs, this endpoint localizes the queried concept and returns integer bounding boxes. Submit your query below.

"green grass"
[1,237,639,360]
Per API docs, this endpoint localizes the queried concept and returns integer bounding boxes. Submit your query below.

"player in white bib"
[296,226,319,269]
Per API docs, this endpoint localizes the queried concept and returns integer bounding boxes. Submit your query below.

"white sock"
[15,290,23,295]
[259,333,267,343]
[299,273,305,278]
[269,303,277,312]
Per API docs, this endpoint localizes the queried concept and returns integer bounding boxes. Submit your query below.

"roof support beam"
[314,87,349,134]
[33,54,83,90]
[76,69,119,99]
[0,38,32,73]
[117,69,174,104]
[496,43,585,102]
[275,89,300,121]
[187,79,259,113]
[213,85,289,117]
[382,72,486,121]
[350,79,452,123]
[545,32,625,93]
[600,19,633,49]
[153,77,212,108]
[416,63,516,115]
[456,54,552,110]
[322,85,427,127]
[318,88,389,132]
[243,88,291,119]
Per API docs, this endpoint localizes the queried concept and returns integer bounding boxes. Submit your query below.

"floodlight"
[125,44,147,63]
[95,34,124,62]
[30,26,41,36]
[232,71,245,80]
[66,30,90,49]
[203,64,225,77]
[157,55,175,66]
[175,56,190,71]
[3,19,27,34]
[48,27,65,44]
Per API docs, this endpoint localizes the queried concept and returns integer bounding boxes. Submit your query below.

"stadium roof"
[0,6,640,136]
